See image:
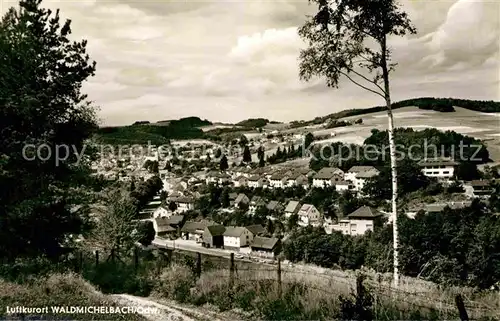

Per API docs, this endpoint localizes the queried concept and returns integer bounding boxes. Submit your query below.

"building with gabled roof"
[250,236,281,258]
[345,166,380,191]
[297,204,321,227]
[223,226,254,250]
[284,200,301,218]
[203,225,226,248]
[329,206,383,236]
[313,167,344,188]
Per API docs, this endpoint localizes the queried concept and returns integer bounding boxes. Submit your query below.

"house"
[286,171,309,188]
[297,204,322,227]
[342,206,383,235]
[246,224,266,236]
[468,180,496,198]
[152,215,184,238]
[312,167,344,188]
[298,168,316,178]
[202,225,226,248]
[284,200,301,218]
[266,200,284,213]
[176,196,195,212]
[250,236,282,259]
[223,227,254,251]
[206,171,231,185]
[181,220,215,243]
[248,175,265,188]
[233,176,248,187]
[249,196,267,214]
[335,180,355,192]
[152,206,171,219]
[269,172,288,189]
[418,157,458,179]
[344,166,380,191]
[234,193,250,209]
[232,167,252,178]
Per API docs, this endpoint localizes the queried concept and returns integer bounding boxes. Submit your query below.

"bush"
[83,262,154,296]
[153,264,195,303]
[0,273,146,320]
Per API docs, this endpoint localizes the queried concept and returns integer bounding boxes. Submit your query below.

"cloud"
[1,0,498,126]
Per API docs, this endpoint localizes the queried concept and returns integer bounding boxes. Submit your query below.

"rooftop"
[347,206,383,219]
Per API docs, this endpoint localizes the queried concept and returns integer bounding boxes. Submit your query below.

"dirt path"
[110,294,196,321]
[110,294,229,321]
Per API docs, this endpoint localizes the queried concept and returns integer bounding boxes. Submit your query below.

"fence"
[65,247,499,320]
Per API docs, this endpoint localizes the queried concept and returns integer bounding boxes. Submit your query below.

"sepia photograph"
[0,0,499,320]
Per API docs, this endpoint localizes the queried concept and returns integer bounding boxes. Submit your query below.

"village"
[90,129,499,263]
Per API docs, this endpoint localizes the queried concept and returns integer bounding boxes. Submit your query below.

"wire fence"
[60,247,499,320]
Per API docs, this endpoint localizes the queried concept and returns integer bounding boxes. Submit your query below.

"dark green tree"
[168,201,178,212]
[243,145,252,163]
[0,0,99,259]
[219,154,229,171]
[304,133,315,149]
[220,188,230,208]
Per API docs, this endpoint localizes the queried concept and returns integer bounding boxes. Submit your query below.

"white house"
[233,176,248,187]
[297,204,322,227]
[331,206,383,236]
[175,196,195,212]
[312,167,344,188]
[269,173,288,189]
[286,171,308,188]
[345,166,380,191]
[152,206,171,219]
[418,158,458,179]
[335,180,355,192]
[248,175,265,188]
[223,227,254,251]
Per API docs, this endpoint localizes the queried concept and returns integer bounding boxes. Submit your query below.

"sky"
[1,0,499,126]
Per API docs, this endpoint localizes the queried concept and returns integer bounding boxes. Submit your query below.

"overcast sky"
[2,0,499,126]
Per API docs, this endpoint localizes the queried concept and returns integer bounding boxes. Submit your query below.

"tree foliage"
[0,0,99,259]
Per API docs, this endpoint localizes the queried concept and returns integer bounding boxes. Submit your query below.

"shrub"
[153,264,195,303]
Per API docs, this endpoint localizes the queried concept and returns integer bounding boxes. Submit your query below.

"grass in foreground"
[0,273,147,321]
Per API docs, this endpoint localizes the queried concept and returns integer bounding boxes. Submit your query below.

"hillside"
[95,117,212,145]
[291,97,500,128]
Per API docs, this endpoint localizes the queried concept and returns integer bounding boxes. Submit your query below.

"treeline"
[284,197,500,289]
[310,127,489,180]
[96,117,211,145]
[236,118,270,128]
[293,97,500,128]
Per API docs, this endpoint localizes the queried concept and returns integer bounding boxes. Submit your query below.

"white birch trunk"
[381,35,399,288]
[386,99,399,288]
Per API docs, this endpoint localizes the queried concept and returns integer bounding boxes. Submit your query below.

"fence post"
[455,295,469,321]
[277,258,282,298]
[229,253,235,287]
[79,251,83,273]
[196,252,202,278]
[134,248,139,271]
[95,250,99,269]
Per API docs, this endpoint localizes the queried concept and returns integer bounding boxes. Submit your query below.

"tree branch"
[348,68,386,93]
[337,68,385,99]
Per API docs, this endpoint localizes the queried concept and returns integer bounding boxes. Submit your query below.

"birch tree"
[298,0,416,287]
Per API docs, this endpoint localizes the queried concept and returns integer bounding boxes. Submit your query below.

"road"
[151,238,273,264]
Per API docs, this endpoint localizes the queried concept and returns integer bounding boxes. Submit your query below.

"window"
[443,171,449,174]
[366,224,373,230]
